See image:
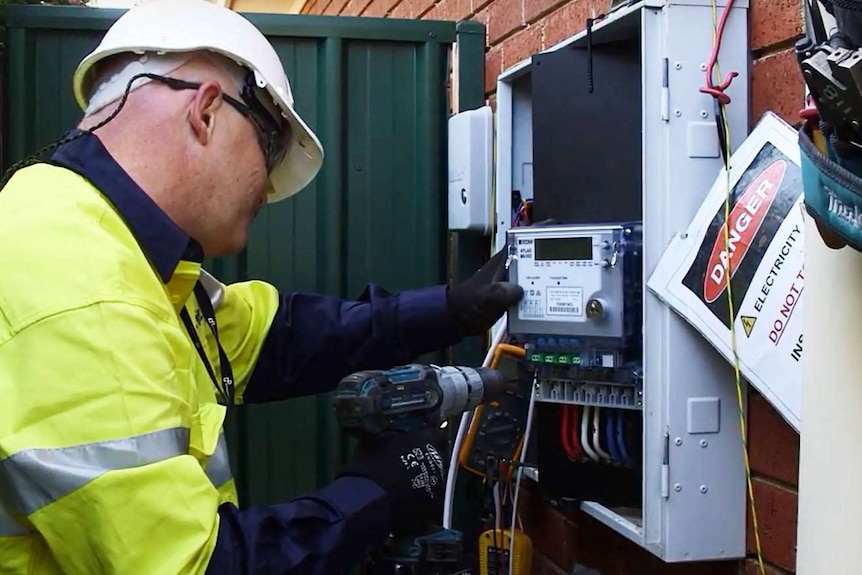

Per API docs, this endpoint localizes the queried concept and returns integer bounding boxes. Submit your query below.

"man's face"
[205,106,270,255]
[184,77,284,257]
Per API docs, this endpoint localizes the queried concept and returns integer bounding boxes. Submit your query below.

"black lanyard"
[179,281,235,409]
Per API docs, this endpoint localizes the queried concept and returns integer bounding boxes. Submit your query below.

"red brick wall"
[301,0,805,572]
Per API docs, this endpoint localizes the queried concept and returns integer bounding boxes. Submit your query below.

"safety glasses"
[139,71,290,174]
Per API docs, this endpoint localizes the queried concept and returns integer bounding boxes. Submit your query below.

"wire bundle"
[560,404,635,466]
[512,197,533,227]
[444,324,534,575]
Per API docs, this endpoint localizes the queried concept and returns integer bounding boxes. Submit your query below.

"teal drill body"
[332,364,506,438]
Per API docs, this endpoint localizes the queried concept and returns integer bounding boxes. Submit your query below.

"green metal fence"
[2,4,486,506]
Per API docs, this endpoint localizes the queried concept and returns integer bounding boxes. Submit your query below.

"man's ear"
[188,81,224,145]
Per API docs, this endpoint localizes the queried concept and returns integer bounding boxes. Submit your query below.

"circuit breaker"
[490,0,751,563]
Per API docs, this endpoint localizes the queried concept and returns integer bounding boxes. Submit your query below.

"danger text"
[769,268,804,345]
[703,160,787,303]
[754,223,801,313]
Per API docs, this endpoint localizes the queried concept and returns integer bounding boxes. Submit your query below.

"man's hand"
[337,428,447,534]
[447,248,524,337]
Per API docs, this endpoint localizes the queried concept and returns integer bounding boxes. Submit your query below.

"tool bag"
[799,120,862,251]
[797,0,862,251]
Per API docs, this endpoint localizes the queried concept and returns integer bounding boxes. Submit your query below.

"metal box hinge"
[661,57,670,122]
[661,430,670,498]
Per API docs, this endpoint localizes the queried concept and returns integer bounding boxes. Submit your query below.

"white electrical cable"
[442,320,509,530]
[494,482,502,530]
[508,372,537,575]
[580,405,599,462]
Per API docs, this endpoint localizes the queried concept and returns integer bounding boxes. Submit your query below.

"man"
[0,1,522,573]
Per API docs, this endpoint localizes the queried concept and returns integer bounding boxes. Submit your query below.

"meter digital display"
[534,236,593,261]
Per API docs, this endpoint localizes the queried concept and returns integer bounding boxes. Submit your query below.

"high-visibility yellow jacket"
[0,131,462,574]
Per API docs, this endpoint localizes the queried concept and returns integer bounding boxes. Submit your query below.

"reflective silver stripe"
[205,433,232,488]
[0,502,28,537]
[0,427,190,516]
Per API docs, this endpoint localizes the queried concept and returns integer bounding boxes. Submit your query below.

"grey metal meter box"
[492,0,751,563]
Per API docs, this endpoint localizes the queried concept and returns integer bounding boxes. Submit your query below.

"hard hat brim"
[267,100,324,204]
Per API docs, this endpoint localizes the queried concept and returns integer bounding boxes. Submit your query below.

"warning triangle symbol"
[741,316,757,338]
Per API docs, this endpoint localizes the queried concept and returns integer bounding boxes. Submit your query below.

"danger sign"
[648,112,803,432]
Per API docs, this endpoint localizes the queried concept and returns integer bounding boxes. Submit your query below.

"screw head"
[675,62,682,70]
[700,110,708,118]
[700,439,708,448]
[674,109,682,117]
[674,437,682,446]
[700,63,707,71]
[674,483,682,492]
[586,299,604,319]
[700,485,709,494]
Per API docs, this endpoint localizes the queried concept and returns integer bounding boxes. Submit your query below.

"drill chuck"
[436,366,507,419]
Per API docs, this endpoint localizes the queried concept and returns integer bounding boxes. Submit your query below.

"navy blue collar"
[50,130,203,283]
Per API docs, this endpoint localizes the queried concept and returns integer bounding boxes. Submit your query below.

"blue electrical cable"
[616,410,632,466]
[604,409,621,463]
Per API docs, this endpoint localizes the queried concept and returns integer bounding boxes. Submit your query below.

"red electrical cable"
[558,404,587,461]
[698,0,738,104]
[561,405,577,459]
[799,93,820,122]
[569,404,584,460]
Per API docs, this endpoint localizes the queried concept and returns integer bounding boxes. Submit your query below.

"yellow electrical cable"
[709,2,765,572]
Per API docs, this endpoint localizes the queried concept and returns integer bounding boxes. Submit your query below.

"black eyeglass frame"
[136,71,290,174]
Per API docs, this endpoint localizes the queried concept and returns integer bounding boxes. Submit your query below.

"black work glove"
[446,248,524,337]
[337,428,447,534]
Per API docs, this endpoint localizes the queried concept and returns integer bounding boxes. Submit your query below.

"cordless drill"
[332,364,508,575]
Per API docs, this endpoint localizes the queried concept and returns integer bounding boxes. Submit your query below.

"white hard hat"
[72,0,324,203]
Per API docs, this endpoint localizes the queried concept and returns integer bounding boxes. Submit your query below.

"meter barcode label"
[546,286,583,316]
